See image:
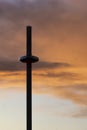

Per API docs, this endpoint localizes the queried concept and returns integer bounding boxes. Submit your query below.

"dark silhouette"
[20,26,39,130]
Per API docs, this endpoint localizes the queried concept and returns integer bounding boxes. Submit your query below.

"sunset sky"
[0,0,87,130]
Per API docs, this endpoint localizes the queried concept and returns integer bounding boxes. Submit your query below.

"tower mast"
[20,26,39,130]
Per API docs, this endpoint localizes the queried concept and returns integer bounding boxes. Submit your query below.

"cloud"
[0,0,87,66]
[53,84,87,106]
[0,61,25,71]
[0,0,87,117]
[0,71,26,88]
[0,70,87,117]
[33,61,71,70]
[0,60,71,71]
[33,83,87,106]
[72,107,87,117]
[32,75,87,117]
[34,72,78,80]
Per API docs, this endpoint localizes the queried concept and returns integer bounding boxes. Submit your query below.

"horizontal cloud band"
[0,60,71,71]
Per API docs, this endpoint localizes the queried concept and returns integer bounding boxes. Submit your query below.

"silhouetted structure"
[20,26,39,130]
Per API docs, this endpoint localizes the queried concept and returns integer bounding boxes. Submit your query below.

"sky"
[0,0,87,130]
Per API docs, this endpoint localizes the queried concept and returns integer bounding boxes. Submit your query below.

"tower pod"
[20,55,39,63]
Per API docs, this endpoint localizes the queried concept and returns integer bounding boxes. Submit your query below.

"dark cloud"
[0,0,87,65]
[0,60,70,71]
[34,72,78,80]
[0,61,25,71]
[32,61,71,70]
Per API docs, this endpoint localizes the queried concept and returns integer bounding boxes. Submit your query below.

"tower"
[20,26,39,130]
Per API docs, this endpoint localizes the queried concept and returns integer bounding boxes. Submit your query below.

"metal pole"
[27,26,32,130]
[20,26,39,130]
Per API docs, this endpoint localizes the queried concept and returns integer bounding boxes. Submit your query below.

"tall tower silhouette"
[20,26,39,130]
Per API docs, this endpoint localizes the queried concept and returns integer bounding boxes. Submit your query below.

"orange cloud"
[0,0,87,116]
[0,71,26,89]
[32,65,87,106]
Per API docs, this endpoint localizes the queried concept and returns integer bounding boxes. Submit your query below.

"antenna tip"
[27,25,32,29]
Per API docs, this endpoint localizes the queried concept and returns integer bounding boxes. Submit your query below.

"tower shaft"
[20,26,39,130]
